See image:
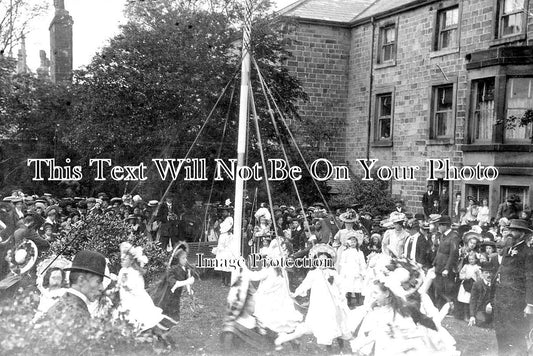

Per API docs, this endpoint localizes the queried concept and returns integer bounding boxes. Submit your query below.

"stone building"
[281,0,533,217]
[49,0,73,83]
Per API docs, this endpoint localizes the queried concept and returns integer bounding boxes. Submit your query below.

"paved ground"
[164,272,497,356]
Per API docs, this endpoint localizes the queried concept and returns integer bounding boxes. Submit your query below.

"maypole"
[233,0,253,256]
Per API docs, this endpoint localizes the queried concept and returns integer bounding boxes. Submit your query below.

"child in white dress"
[275,244,352,353]
[457,252,480,321]
[118,242,177,332]
[337,234,366,308]
[248,241,303,333]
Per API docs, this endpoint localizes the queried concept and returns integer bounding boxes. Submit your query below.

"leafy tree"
[49,214,170,284]
[328,174,395,218]
[61,0,320,203]
[0,67,76,195]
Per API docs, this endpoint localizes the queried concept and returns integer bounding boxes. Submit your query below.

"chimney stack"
[49,0,73,83]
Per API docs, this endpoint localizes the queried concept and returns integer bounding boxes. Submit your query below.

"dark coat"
[405,233,432,268]
[490,253,503,272]
[13,226,50,250]
[37,291,91,333]
[433,230,459,274]
[495,203,520,221]
[469,279,492,318]
[493,239,533,353]
[157,203,180,237]
[422,191,439,216]
[151,265,188,320]
[290,227,306,252]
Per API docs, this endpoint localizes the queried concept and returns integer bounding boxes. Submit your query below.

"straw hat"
[389,212,406,224]
[309,243,336,262]
[462,231,482,245]
[339,209,358,223]
[8,240,38,274]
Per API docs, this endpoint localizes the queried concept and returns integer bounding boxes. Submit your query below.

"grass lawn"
[164,272,497,356]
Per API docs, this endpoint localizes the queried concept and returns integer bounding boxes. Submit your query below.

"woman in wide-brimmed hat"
[381,212,410,258]
[333,209,362,248]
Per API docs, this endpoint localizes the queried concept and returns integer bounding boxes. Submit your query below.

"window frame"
[500,185,529,211]
[470,76,497,144]
[492,0,529,44]
[375,93,393,142]
[376,19,399,67]
[434,5,460,51]
[503,76,533,143]
[429,83,456,141]
[372,88,395,146]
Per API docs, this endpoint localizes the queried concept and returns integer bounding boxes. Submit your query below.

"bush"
[0,214,174,355]
[49,214,170,284]
[0,284,169,355]
[329,175,395,218]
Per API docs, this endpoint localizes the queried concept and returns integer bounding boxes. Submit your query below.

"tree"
[63,0,320,202]
[0,0,48,56]
[0,66,76,195]
[328,175,396,218]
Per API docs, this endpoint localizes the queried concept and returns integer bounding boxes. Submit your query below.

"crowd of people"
[217,187,533,355]
[1,186,533,355]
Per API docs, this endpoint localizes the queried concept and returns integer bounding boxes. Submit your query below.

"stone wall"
[284,22,351,165]
[344,0,533,213]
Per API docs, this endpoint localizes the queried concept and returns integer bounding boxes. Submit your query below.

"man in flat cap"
[493,219,533,355]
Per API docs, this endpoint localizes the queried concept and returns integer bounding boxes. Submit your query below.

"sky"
[23,0,298,71]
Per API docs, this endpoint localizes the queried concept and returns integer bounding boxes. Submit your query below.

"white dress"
[293,268,352,345]
[382,229,410,258]
[333,228,360,247]
[118,267,165,331]
[215,216,237,272]
[337,247,366,294]
[457,264,480,304]
[477,206,490,224]
[349,304,459,356]
[249,267,303,333]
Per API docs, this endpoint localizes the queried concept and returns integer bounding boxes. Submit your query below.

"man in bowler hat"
[493,219,533,356]
[39,250,108,329]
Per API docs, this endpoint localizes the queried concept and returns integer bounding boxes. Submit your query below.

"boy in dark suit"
[468,262,494,328]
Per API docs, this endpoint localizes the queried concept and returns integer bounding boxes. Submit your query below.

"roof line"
[276,0,313,17]
[350,0,438,25]
[280,16,352,28]
[349,0,382,22]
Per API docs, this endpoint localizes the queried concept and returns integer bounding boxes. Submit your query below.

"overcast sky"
[24,0,297,71]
